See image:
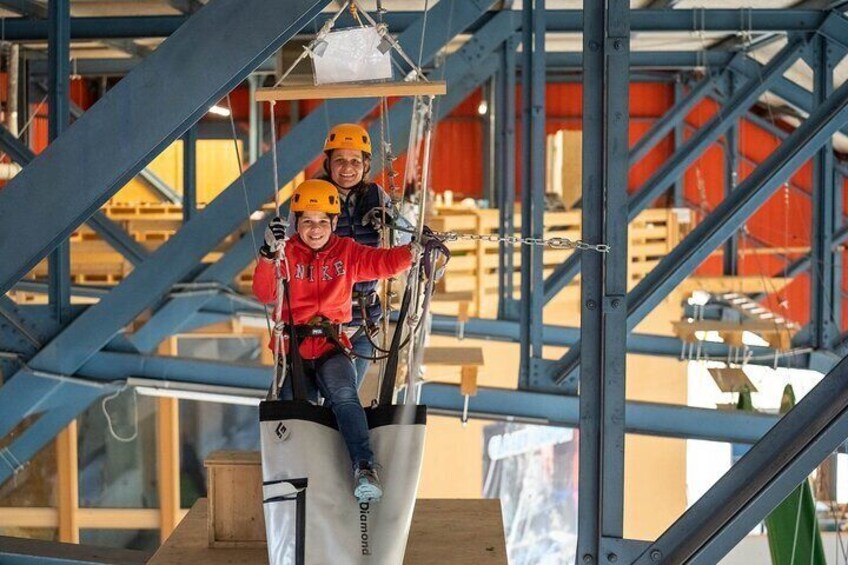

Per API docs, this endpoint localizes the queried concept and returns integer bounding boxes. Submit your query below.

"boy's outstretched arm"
[351,242,415,282]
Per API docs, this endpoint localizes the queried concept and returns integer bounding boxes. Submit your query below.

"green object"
[762,385,826,565]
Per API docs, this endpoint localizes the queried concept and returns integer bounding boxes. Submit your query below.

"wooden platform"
[147,497,506,564]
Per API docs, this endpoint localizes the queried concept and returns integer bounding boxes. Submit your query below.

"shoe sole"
[354,483,383,503]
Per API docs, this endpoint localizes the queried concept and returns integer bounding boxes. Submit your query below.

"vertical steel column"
[18,56,28,146]
[723,73,739,276]
[182,125,197,222]
[576,0,630,562]
[518,0,545,388]
[482,77,497,205]
[47,0,71,323]
[811,35,839,349]
[248,75,259,165]
[672,76,685,208]
[497,37,518,320]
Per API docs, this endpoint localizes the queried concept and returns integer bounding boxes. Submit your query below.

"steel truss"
[0,5,847,563]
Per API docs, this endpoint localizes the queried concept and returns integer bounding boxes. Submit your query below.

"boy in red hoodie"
[253,179,415,503]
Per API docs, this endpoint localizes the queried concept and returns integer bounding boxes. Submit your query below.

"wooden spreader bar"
[255,80,446,101]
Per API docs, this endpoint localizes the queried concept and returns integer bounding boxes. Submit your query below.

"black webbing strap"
[378,281,413,406]
[282,280,309,401]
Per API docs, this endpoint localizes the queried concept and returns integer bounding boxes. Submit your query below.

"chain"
[433,230,610,253]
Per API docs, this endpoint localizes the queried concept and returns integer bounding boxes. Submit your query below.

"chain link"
[433,230,610,253]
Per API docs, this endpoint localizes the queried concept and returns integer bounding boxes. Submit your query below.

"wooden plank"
[56,419,79,543]
[423,347,484,366]
[148,498,507,565]
[672,320,797,334]
[460,366,478,396]
[405,499,506,564]
[0,507,58,528]
[78,508,163,529]
[156,364,182,544]
[256,80,446,101]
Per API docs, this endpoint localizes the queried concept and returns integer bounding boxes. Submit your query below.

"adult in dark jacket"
[321,123,393,388]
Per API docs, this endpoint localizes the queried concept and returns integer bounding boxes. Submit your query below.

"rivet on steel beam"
[587,300,597,310]
[582,554,594,564]
[650,549,663,561]
[607,552,618,563]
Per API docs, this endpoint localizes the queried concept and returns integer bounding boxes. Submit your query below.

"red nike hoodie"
[252,234,413,360]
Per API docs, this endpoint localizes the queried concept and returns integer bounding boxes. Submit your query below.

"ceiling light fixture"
[208,104,231,117]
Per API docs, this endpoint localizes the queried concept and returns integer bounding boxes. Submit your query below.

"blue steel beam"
[0,0,495,485]
[628,73,848,330]
[419,383,778,444]
[554,59,848,383]
[518,0,545,387]
[497,37,518,319]
[129,220,267,352]
[633,350,848,565]
[182,125,197,222]
[0,123,149,266]
[0,11,841,42]
[543,51,734,70]
[7,348,784,446]
[36,50,733,79]
[722,74,740,276]
[0,0,45,18]
[136,8,511,353]
[30,80,184,205]
[11,351,782,445]
[577,0,630,559]
[0,0,333,295]
[630,72,726,166]
[543,68,726,303]
[47,0,71,323]
[543,39,806,309]
[427,314,789,365]
[810,35,840,349]
[673,79,685,206]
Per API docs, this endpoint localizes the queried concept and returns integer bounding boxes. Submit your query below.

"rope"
[101,382,139,443]
[0,446,24,476]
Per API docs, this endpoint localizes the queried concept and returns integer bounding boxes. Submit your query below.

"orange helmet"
[291,180,340,215]
[323,123,372,155]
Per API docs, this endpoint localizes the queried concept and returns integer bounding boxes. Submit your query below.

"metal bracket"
[600,537,651,564]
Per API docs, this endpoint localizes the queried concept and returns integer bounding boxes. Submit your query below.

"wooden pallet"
[430,207,688,313]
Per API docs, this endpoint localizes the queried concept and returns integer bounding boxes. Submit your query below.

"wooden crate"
[204,450,265,549]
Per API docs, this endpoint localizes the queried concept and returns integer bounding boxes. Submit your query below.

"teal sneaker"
[353,464,383,503]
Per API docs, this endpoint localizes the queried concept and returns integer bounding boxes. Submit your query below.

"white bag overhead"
[311,26,393,85]
[260,402,426,565]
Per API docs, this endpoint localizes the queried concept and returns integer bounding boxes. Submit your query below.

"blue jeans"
[350,332,376,390]
[280,352,374,468]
